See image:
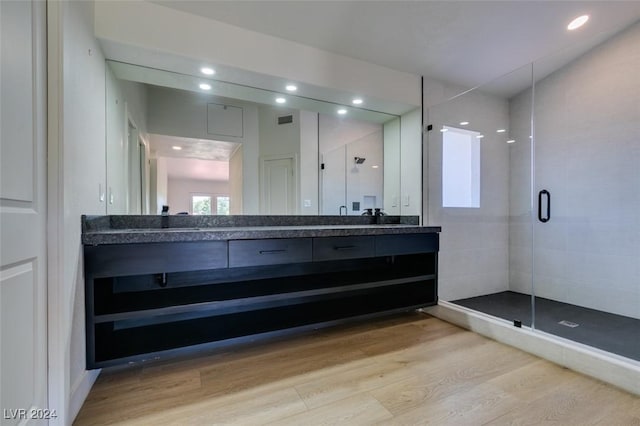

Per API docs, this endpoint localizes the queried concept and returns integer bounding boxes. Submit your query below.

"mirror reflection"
[105,60,412,216]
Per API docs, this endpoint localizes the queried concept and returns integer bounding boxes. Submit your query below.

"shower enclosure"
[426,21,640,362]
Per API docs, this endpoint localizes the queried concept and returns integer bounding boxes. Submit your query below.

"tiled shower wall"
[427,90,511,302]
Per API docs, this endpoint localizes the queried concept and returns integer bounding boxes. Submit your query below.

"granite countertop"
[81,215,440,245]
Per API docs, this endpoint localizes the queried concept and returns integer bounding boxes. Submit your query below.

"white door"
[0,0,48,423]
[261,157,295,215]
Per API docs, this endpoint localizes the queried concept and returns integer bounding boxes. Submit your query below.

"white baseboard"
[423,301,640,396]
[69,369,100,422]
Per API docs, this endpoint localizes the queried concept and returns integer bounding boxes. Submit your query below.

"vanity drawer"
[313,236,375,261]
[375,233,438,256]
[229,238,312,267]
[84,241,228,277]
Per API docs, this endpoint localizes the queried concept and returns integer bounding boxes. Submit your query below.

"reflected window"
[191,195,212,215]
[191,194,230,215]
[442,126,480,208]
[216,196,230,215]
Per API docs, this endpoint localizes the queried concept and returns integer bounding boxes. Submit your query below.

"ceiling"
[165,157,230,182]
[152,1,640,91]
[148,133,238,181]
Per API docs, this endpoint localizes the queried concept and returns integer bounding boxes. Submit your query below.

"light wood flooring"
[75,313,639,425]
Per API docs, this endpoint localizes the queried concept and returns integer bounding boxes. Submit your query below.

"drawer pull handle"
[334,245,357,251]
[259,249,287,254]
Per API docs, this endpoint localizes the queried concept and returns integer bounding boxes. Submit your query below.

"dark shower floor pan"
[452,291,640,362]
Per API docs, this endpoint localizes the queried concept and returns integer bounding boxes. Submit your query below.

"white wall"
[299,111,319,215]
[258,106,300,157]
[167,178,230,214]
[48,1,105,423]
[426,88,511,301]
[510,22,640,319]
[154,157,168,214]
[400,108,422,217]
[229,146,243,214]
[93,1,420,109]
[121,80,147,134]
[383,118,401,215]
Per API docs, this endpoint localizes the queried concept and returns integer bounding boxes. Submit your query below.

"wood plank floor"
[74,313,639,425]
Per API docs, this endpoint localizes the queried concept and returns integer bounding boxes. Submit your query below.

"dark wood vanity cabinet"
[84,233,439,368]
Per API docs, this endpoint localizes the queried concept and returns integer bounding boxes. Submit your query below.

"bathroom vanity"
[82,216,440,369]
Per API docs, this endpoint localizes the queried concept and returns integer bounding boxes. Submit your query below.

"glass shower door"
[531,22,640,361]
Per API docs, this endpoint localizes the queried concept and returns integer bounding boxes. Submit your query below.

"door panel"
[261,157,295,215]
[0,0,48,422]
[0,0,34,203]
[1,263,36,416]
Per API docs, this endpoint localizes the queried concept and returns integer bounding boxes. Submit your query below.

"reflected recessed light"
[199,83,211,90]
[172,146,182,150]
[476,134,484,139]
[507,140,516,144]
[440,127,448,132]
[352,98,363,105]
[200,67,215,75]
[460,121,469,126]
[286,84,297,92]
[497,129,506,133]
[372,165,379,169]
[276,97,286,104]
[568,15,589,30]
[337,108,347,115]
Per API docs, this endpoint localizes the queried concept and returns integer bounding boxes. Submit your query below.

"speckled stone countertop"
[82,215,440,245]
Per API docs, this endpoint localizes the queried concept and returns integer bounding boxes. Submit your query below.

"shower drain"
[558,320,579,328]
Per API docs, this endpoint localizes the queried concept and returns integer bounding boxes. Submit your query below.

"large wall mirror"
[105,60,420,217]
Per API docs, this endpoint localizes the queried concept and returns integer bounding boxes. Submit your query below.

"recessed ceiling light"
[200,67,215,75]
[337,108,347,115]
[460,121,469,126]
[497,129,506,133]
[285,84,297,92]
[172,146,182,150]
[507,140,516,144]
[568,15,589,30]
[372,165,379,169]
[440,127,448,133]
[352,98,363,105]
[199,83,211,90]
[276,97,286,104]
[476,134,484,139]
